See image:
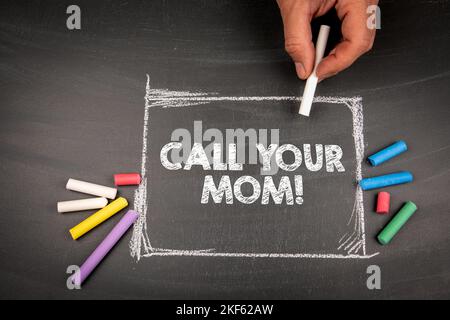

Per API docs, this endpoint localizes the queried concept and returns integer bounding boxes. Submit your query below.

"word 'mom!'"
[160,141,346,206]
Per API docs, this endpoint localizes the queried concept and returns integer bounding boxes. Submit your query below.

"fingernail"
[295,62,307,80]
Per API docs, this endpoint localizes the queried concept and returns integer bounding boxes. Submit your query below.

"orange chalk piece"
[114,173,141,186]
[376,192,390,214]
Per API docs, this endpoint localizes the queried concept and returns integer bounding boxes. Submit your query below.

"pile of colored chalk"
[359,141,418,245]
[57,173,141,286]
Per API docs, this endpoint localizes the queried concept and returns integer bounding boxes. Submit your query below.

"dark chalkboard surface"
[0,0,449,299]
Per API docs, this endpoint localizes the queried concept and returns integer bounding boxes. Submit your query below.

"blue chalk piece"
[368,140,408,166]
[359,171,413,191]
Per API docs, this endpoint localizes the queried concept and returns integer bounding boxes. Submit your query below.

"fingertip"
[295,62,307,80]
[318,72,338,83]
[285,41,315,79]
[315,51,343,80]
[315,57,334,80]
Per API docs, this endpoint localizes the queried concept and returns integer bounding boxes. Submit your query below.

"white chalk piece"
[299,25,330,117]
[57,197,108,213]
[66,178,117,200]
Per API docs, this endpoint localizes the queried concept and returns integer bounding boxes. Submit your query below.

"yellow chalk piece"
[69,197,128,240]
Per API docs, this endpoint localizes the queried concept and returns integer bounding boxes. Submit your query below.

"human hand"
[277,0,378,80]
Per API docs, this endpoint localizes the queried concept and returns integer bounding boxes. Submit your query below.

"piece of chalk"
[57,197,108,213]
[299,25,330,117]
[368,140,408,166]
[71,210,139,286]
[359,171,413,191]
[376,192,390,214]
[69,197,128,240]
[377,201,417,245]
[114,173,141,186]
[66,178,117,200]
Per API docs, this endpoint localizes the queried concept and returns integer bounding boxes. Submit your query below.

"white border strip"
[143,251,379,259]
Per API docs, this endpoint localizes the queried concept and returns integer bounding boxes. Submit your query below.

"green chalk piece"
[377,201,417,245]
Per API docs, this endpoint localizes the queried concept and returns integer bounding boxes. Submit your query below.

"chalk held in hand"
[377,201,417,245]
[114,173,141,186]
[299,25,330,117]
[66,178,117,200]
[359,171,413,191]
[69,197,128,240]
[71,210,139,286]
[368,140,408,166]
[376,192,390,214]
[57,197,108,213]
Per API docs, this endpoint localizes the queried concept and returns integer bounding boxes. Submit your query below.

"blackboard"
[0,0,449,299]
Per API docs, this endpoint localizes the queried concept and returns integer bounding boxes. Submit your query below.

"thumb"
[278,0,315,79]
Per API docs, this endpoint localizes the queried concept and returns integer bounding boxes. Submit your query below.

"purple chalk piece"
[72,210,139,286]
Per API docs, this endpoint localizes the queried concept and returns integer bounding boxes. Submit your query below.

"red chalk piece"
[114,173,141,186]
[376,192,390,214]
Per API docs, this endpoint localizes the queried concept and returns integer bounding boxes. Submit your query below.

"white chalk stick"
[66,178,117,199]
[57,197,108,213]
[298,75,318,117]
[299,25,330,117]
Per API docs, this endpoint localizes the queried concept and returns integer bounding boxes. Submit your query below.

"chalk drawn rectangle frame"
[131,75,378,261]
